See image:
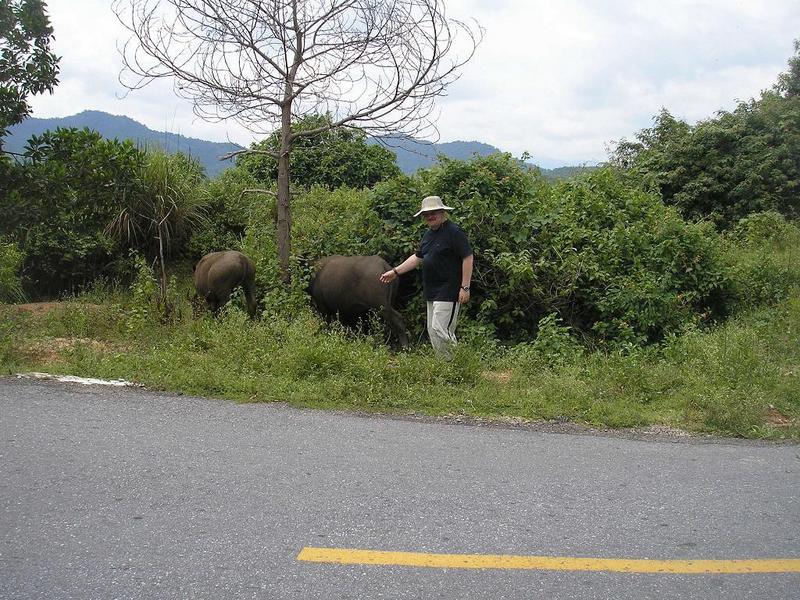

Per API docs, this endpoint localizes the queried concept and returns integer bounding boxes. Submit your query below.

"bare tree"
[112,0,482,282]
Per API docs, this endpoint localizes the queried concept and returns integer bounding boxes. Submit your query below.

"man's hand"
[458,288,470,304]
[379,269,397,284]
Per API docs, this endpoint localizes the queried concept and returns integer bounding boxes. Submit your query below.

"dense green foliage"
[0,128,208,299]
[0,0,60,145]
[534,171,727,344]
[370,155,729,345]
[238,114,401,189]
[0,239,24,301]
[242,185,387,315]
[610,44,800,228]
[0,128,144,296]
[235,149,800,349]
[238,153,733,347]
[187,167,260,257]
[722,211,800,312]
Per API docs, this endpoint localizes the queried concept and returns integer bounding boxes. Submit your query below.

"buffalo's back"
[311,255,393,316]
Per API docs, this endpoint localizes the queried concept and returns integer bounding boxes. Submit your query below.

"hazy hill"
[540,165,598,180]
[6,110,595,178]
[372,136,597,179]
[370,137,503,173]
[5,110,242,177]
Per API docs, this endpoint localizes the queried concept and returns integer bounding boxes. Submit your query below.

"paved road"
[1,376,799,599]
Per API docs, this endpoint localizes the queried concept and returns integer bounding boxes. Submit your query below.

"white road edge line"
[16,372,142,387]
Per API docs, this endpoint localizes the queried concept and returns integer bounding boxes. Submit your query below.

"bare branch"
[112,0,483,282]
[113,0,483,137]
[220,147,279,160]
[240,188,278,199]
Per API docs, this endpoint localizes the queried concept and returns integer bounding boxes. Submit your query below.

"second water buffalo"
[309,255,409,347]
[193,250,257,317]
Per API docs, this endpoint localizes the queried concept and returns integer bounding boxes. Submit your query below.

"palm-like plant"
[107,150,207,314]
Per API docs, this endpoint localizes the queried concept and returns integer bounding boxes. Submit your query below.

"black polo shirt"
[415,220,473,301]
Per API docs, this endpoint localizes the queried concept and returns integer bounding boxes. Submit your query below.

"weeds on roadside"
[2,282,799,439]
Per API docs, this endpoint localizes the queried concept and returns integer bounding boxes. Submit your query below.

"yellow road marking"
[297,547,800,574]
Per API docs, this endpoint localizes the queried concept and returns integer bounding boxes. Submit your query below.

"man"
[379,195,473,359]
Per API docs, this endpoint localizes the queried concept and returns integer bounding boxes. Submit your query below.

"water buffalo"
[309,255,409,347]
[193,250,257,317]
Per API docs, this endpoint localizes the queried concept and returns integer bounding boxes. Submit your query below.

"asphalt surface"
[1,376,799,599]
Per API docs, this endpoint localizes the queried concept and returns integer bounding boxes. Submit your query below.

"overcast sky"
[28,0,800,168]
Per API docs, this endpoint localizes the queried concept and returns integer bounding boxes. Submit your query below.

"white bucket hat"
[413,195,454,217]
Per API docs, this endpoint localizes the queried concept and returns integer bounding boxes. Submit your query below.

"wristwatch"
[461,286,470,291]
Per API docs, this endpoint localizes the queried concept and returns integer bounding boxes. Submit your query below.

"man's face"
[422,209,446,229]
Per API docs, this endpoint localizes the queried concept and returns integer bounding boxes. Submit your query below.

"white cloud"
[30,0,259,145]
[27,0,800,166]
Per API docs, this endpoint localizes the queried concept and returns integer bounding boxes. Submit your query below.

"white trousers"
[426,301,460,360]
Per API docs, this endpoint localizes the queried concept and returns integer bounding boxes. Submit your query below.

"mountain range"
[5,110,595,178]
[5,111,241,177]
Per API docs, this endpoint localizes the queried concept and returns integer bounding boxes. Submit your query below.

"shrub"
[188,166,261,258]
[242,185,389,314]
[292,185,387,260]
[0,240,25,302]
[372,158,729,345]
[238,114,400,189]
[723,212,800,310]
[730,211,800,248]
[0,128,145,297]
[534,168,729,345]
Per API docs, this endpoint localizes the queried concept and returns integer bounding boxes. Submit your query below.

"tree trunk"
[156,221,169,317]
[276,104,292,284]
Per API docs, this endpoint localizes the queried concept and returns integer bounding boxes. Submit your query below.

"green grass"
[2,287,798,440]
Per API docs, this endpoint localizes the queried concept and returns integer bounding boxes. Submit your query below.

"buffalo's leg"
[204,291,218,313]
[243,277,257,318]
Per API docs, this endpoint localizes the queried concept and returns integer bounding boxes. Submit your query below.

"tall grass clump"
[0,240,25,303]
[106,150,207,317]
[658,295,800,437]
[722,211,800,311]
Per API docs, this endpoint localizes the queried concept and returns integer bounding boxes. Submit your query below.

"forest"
[1,3,799,439]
